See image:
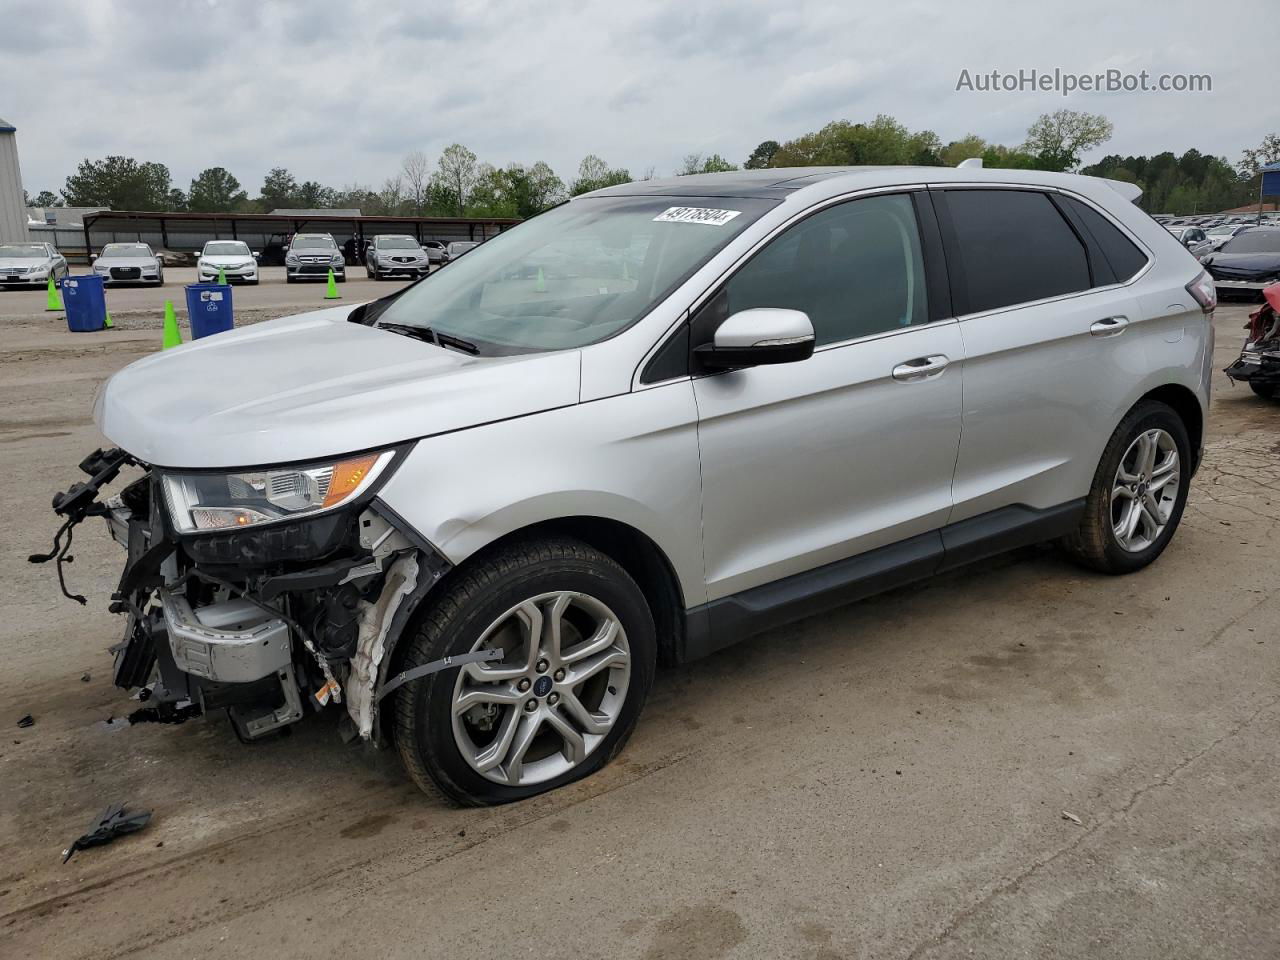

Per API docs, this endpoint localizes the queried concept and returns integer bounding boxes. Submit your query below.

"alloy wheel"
[1111,428,1180,552]
[451,591,631,786]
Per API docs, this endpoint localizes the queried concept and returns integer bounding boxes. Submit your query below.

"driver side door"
[692,191,964,622]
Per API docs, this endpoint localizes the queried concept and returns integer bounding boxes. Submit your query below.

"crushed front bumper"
[35,447,453,744]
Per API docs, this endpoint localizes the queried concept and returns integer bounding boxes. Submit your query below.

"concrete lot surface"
[0,305,1277,959]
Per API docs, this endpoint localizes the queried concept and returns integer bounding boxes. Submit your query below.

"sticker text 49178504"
[652,206,742,226]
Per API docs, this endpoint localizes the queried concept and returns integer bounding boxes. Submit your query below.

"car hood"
[94,305,583,468]
[1204,252,1280,277]
[0,257,49,269]
[97,256,158,268]
[200,254,255,266]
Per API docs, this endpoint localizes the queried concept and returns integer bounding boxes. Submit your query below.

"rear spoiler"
[1102,178,1143,204]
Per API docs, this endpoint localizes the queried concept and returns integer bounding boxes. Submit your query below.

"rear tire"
[1249,381,1278,400]
[393,537,656,806]
[1062,400,1191,575]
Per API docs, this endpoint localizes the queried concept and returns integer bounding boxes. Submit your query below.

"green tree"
[744,140,779,169]
[166,187,187,211]
[257,167,299,211]
[1023,110,1113,171]
[770,116,944,167]
[187,167,248,212]
[295,180,337,209]
[1239,134,1280,177]
[569,155,631,195]
[941,134,988,168]
[436,143,479,217]
[62,155,172,209]
[29,189,61,207]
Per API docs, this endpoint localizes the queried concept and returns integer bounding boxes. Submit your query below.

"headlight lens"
[331,253,344,264]
[162,449,397,533]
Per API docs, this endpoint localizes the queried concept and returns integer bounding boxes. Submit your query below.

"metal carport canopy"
[81,210,523,255]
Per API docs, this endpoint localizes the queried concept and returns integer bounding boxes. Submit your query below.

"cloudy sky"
[2,0,1271,198]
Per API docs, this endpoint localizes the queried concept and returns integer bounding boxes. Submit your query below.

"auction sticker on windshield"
[653,206,742,226]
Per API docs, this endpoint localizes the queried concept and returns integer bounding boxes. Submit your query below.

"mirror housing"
[695,308,815,370]
[89,253,97,261]
[252,251,261,259]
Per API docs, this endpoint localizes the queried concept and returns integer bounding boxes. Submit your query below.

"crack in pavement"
[904,695,1280,960]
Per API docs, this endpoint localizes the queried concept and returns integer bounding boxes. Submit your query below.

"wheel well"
[432,517,687,668]
[1138,384,1204,469]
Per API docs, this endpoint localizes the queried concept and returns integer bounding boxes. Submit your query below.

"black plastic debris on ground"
[63,803,152,863]
[16,714,33,729]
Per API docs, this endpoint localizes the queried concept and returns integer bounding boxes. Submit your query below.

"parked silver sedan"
[92,242,165,286]
[0,242,69,288]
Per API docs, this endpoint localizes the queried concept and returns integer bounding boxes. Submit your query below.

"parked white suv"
[42,166,1214,805]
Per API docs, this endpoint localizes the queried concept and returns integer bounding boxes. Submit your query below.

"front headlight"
[162,449,397,533]
[286,254,300,265]
[331,253,344,264]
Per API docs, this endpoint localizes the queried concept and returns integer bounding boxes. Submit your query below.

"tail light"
[1186,271,1216,314]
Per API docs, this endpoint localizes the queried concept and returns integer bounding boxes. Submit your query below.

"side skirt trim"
[681,499,1085,662]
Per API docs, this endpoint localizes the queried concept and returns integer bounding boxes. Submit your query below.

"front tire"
[393,537,656,806]
[1062,400,1191,574]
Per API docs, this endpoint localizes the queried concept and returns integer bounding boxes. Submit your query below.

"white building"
[0,116,30,242]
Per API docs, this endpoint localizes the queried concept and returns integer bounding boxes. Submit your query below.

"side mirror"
[89,253,97,261]
[252,251,261,260]
[695,308,815,370]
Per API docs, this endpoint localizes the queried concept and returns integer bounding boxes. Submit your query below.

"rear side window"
[1059,196,1149,282]
[941,189,1090,314]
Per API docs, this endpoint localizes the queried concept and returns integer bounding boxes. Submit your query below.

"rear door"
[933,186,1150,524]
[692,191,964,601]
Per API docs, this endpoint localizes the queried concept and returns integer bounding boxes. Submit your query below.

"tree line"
[26,116,1280,219]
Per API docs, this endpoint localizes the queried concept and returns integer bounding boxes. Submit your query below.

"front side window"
[942,189,1090,314]
[721,193,928,346]
[376,195,776,354]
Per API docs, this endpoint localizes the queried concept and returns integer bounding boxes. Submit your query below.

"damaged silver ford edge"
[35,166,1214,805]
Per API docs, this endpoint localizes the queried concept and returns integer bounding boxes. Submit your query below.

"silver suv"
[285,233,345,283]
[46,166,1214,805]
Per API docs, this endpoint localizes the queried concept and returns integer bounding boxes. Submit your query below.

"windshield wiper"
[375,322,480,355]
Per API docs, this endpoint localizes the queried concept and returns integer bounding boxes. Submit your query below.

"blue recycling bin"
[185,283,234,339]
[62,274,106,332]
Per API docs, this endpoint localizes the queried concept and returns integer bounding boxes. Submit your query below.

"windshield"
[1221,231,1280,254]
[0,244,47,258]
[292,236,336,249]
[376,195,776,354]
[204,241,250,256]
[102,243,152,257]
[377,237,419,250]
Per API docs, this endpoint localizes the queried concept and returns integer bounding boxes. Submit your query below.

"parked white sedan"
[92,242,164,286]
[197,240,260,285]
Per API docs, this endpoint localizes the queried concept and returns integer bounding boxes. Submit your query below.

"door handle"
[1090,316,1129,338]
[892,355,950,382]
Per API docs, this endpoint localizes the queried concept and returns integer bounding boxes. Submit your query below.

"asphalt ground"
[0,303,1277,959]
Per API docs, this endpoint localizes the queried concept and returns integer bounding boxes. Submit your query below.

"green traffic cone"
[534,267,546,293]
[104,310,114,329]
[45,275,63,312]
[324,269,340,299]
[161,300,182,349]
[217,267,227,285]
